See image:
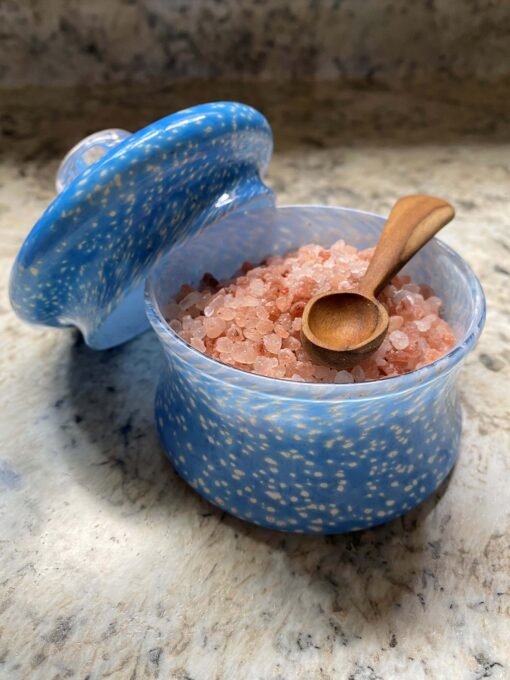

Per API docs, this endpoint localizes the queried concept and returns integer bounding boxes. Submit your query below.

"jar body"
[146,205,484,534]
[155,357,462,533]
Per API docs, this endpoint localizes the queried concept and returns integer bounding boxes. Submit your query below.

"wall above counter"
[2,0,509,87]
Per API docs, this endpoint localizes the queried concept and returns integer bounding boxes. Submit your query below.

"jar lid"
[9,102,274,349]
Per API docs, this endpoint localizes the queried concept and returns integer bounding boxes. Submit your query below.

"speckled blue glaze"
[9,102,274,349]
[146,206,485,534]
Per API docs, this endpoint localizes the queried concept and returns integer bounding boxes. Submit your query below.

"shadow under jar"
[145,204,485,534]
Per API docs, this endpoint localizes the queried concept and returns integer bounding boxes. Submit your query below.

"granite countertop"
[1,81,509,680]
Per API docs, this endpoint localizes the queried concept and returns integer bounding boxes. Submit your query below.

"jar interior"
[150,204,479,345]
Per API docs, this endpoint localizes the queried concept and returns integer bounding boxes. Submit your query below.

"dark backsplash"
[1,0,509,86]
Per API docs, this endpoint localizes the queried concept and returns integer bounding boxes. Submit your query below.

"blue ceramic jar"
[10,104,485,534]
[145,205,485,533]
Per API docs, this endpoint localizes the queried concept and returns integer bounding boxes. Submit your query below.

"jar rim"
[145,204,486,401]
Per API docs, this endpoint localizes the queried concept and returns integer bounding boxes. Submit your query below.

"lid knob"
[56,128,130,193]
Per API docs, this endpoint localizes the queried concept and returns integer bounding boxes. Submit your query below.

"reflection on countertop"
[0,80,509,679]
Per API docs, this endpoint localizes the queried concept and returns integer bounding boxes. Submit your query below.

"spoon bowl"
[301,291,389,369]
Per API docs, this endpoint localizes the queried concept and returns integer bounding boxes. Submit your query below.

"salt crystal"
[360,359,380,380]
[240,296,259,307]
[290,301,305,318]
[192,324,207,340]
[393,289,409,304]
[231,342,258,364]
[415,314,436,333]
[182,315,194,330]
[204,317,226,339]
[204,294,224,317]
[216,337,234,354]
[314,365,335,381]
[249,279,265,295]
[256,319,274,334]
[388,315,404,332]
[276,296,291,312]
[243,328,262,342]
[351,365,366,382]
[285,336,301,351]
[190,337,206,352]
[254,356,279,376]
[217,306,236,321]
[278,314,292,330]
[334,370,354,384]
[278,348,296,369]
[294,361,314,380]
[274,324,289,338]
[389,330,410,350]
[263,334,282,354]
[226,325,243,341]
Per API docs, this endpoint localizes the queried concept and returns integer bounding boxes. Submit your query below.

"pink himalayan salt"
[256,319,273,334]
[389,329,410,350]
[204,316,227,339]
[415,314,436,332]
[243,328,262,342]
[231,342,258,364]
[217,306,236,321]
[351,365,366,383]
[216,337,234,353]
[388,315,403,332]
[254,356,279,376]
[190,337,206,352]
[166,241,456,383]
[263,333,282,354]
[334,370,354,384]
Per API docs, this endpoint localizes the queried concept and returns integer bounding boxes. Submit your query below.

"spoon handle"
[357,195,455,297]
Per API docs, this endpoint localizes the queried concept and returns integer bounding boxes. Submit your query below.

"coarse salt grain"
[190,337,206,352]
[215,337,234,354]
[166,240,456,383]
[351,365,366,382]
[204,317,227,339]
[231,342,258,364]
[263,334,282,354]
[389,330,410,350]
[415,314,436,333]
[388,315,403,332]
[334,370,354,384]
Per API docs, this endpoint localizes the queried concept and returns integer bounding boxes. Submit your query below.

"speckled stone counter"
[1,81,509,679]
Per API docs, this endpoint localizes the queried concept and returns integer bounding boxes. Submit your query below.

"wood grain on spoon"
[301,195,455,369]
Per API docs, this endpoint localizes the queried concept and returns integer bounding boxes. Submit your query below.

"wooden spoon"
[300,195,455,369]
